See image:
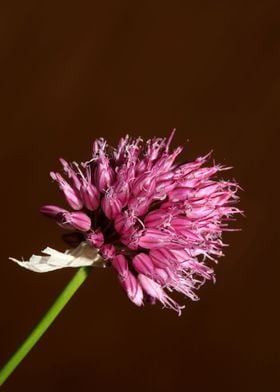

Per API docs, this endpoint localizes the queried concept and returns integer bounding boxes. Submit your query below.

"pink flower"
[12,130,242,314]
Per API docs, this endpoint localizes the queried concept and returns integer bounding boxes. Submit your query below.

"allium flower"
[11,130,241,314]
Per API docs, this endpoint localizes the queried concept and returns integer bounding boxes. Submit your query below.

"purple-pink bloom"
[41,131,241,314]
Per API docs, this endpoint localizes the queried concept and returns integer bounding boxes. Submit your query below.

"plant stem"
[0,266,92,387]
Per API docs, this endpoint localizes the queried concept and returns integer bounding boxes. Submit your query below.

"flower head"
[11,130,241,314]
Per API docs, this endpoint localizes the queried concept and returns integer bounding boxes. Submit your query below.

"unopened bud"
[132,253,154,276]
[94,158,115,192]
[80,182,100,211]
[100,244,116,260]
[58,211,91,232]
[40,205,68,218]
[87,230,104,248]
[120,272,143,307]
[101,191,122,220]
[50,172,83,210]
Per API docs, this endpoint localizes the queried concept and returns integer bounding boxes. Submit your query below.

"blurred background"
[0,1,279,391]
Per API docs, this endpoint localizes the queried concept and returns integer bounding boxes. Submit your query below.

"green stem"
[0,266,92,387]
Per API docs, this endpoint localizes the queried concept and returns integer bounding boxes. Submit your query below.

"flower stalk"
[0,266,92,386]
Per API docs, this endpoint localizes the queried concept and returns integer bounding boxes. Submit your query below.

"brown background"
[0,1,279,391]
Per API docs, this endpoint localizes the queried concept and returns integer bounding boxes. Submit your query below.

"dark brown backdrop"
[0,1,279,391]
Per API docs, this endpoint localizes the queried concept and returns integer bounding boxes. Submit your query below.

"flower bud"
[154,180,176,200]
[101,191,122,220]
[132,174,156,196]
[128,194,152,216]
[80,181,100,211]
[100,244,116,260]
[114,211,136,234]
[194,183,221,198]
[149,248,175,268]
[87,230,104,248]
[132,253,154,276]
[189,206,215,220]
[94,157,115,192]
[40,205,68,218]
[120,272,143,306]
[168,186,192,202]
[144,210,167,228]
[120,228,142,250]
[58,211,91,232]
[154,268,170,284]
[59,158,81,189]
[115,182,130,206]
[138,229,172,249]
[111,254,128,279]
[50,172,83,210]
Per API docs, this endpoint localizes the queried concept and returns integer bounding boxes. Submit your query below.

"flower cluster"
[13,131,241,314]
